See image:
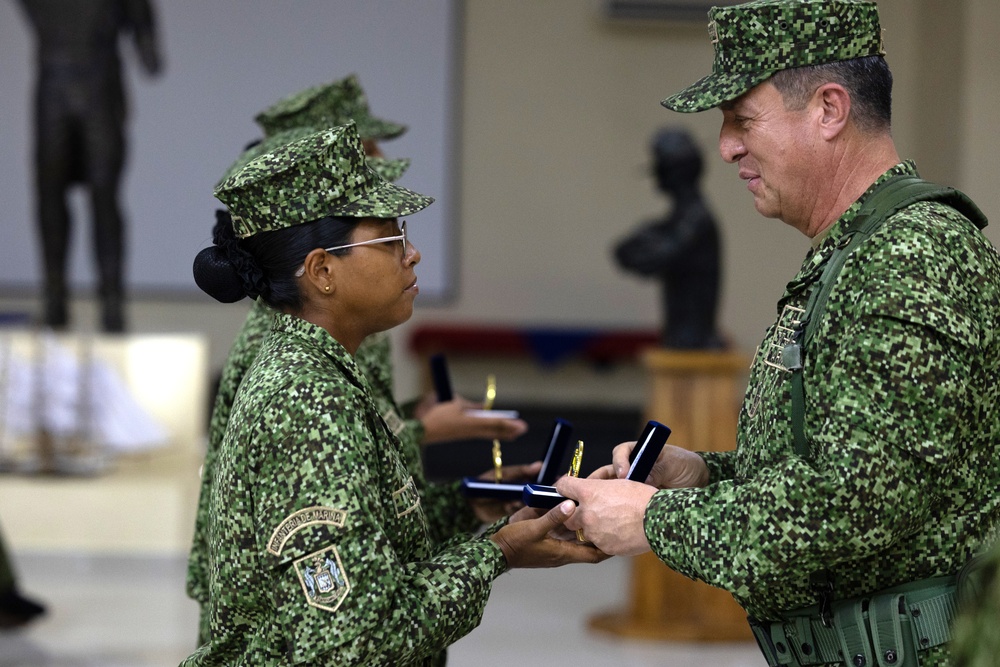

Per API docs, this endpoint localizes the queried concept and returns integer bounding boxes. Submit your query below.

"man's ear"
[814,82,851,140]
[300,248,336,295]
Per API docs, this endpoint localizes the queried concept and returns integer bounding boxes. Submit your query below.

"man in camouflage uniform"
[183,125,601,666]
[557,2,1000,666]
[186,75,527,645]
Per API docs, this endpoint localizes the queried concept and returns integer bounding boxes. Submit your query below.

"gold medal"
[568,440,586,542]
[484,375,502,483]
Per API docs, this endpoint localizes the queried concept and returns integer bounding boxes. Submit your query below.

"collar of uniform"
[815,160,920,254]
[269,311,369,389]
[780,160,919,301]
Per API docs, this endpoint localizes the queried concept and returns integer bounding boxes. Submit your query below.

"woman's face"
[333,217,420,336]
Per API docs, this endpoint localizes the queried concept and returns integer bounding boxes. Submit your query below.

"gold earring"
[324,285,331,292]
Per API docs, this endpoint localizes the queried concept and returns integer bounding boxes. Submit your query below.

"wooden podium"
[588,348,753,641]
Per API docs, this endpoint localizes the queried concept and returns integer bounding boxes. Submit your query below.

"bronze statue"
[614,128,724,349]
[17,0,163,332]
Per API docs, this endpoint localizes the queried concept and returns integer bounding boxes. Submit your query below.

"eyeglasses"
[325,220,407,254]
[295,220,408,277]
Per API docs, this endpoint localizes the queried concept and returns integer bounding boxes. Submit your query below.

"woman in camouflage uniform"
[185,123,603,666]
[186,76,531,646]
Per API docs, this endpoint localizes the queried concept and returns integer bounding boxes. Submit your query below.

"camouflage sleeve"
[698,451,736,482]
[259,412,506,665]
[645,312,966,598]
[419,479,482,545]
[393,415,479,545]
[480,515,510,539]
[644,217,988,604]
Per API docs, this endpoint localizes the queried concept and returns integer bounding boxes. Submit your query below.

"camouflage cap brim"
[661,69,776,113]
[332,177,432,219]
[354,116,407,142]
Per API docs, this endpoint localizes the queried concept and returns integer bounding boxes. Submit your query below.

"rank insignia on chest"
[294,546,350,612]
[763,305,805,372]
[747,304,805,419]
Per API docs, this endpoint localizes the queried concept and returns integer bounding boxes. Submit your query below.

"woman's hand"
[490,501,610,568]
[468,461,542,523]
[419,396,528,445]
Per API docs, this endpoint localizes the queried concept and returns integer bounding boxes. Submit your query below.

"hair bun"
[193,246,248,303]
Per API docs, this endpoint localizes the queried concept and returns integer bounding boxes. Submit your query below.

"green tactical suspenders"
[784,174,988,459]
[750,175,990,667]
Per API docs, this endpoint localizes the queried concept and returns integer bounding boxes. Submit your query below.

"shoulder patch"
[267,506,347,556]
[294,545,351,612]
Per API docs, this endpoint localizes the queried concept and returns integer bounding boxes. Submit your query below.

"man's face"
[718,81,821,233]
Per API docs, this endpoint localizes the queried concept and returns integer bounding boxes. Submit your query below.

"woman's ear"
[299,248,336,295]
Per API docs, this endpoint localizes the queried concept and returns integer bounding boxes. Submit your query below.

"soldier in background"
[17,0,163,332]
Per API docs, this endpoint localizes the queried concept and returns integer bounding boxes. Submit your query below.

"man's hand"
[555,476,657,556]
[603,441,710,489]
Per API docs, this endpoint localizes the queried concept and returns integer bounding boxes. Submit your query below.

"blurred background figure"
[613,127,724,350]
[17,0,163,333]
[0,525,45,629]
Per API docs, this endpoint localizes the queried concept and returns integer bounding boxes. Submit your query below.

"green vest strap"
[788,175,988,459]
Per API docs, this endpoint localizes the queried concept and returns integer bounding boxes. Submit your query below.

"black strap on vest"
[786,174,988,459]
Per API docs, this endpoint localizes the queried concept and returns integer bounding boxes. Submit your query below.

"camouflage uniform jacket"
[644,163,1000,660]
[187,302,479,646]
[182,313,507,666]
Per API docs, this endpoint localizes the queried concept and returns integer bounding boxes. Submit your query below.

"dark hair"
[770,55,892,134]
[192,209,355,310]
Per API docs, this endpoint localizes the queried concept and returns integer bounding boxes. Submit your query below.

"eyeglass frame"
[325,219,407,254]
[295,220,408,277]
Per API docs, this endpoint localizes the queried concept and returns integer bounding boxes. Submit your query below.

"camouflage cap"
[214,126,411,188]
[254,74,406,141]
[214,122,433,239]
[662,0,885,113]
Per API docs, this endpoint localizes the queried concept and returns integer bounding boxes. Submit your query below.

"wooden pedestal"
[588,348,753,641]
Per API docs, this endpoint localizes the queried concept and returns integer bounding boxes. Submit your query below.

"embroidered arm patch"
[293,545,351,613]
[267,506,347,556]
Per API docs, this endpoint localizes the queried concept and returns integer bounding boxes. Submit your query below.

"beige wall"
[4,0,997,411]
